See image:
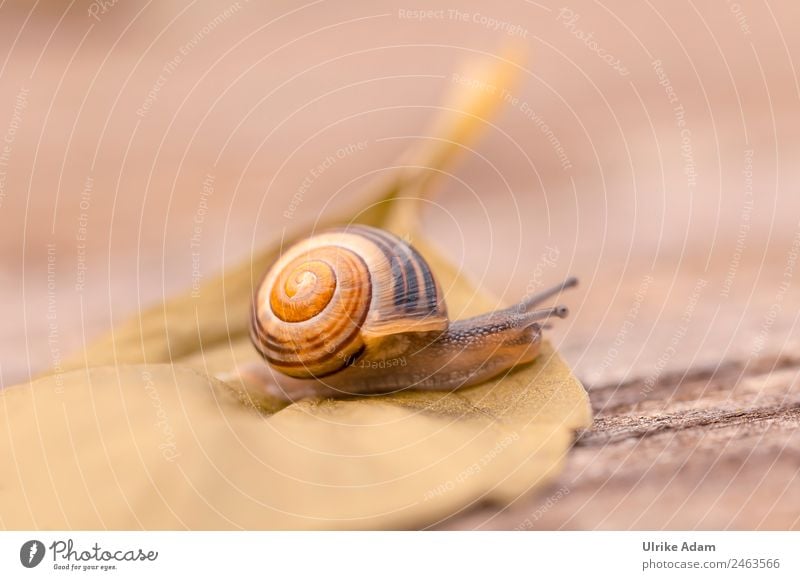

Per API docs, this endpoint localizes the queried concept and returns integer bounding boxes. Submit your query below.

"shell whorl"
[250,225,448,379]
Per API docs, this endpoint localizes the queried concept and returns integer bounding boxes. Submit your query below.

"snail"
[248,225,577,400]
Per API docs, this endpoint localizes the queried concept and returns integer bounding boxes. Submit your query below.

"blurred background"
[2,0,798,402]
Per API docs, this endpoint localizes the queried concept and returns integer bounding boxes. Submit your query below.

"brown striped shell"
[250,225,448,379]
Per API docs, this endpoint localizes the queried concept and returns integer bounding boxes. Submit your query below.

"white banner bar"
[1,531,797,579]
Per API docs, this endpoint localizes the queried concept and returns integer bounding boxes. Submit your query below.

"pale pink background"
[2,0,798,395]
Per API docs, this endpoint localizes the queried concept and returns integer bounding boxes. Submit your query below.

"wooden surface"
[438,350,800,529]
[2,0,799,529]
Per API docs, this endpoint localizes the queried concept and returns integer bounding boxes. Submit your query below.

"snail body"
[250,225,576,400]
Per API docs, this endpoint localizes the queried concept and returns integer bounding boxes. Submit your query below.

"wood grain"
[435,349,800,529]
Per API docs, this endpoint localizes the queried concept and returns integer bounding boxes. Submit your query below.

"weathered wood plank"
[436,351,800,530]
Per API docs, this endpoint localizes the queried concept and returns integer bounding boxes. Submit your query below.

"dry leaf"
[2,51,591,529]
[0,365,577,529]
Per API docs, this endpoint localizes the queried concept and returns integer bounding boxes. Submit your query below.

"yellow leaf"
[0,365,573,529]
[3,49,592,529]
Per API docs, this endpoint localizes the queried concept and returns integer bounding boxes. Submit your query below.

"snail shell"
[250,225,447,379]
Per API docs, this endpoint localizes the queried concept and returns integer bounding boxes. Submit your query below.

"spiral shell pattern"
[251,225,448,379]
